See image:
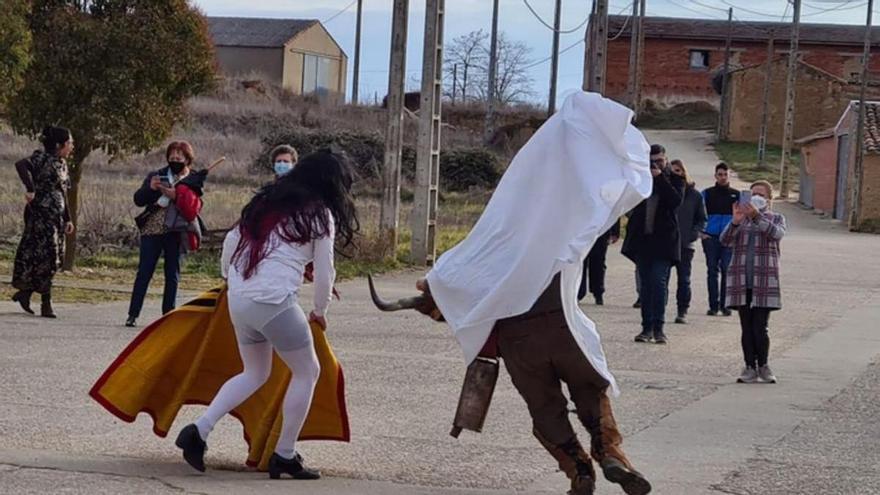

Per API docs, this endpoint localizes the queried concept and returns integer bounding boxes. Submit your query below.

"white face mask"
[274,161,293,176]
[750,195,768,211]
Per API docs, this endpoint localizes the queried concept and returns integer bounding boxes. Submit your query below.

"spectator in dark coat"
[622,144,685,344]
[701,162,740,316]
[669,160,707,324]
[578,219,620,305]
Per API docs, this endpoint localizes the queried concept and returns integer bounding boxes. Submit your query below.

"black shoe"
[40,292,56,318]
[268,452,321,480]
[601,457,652,495]
[175,424,207,473]
[594,295,604,306]
[653,333,668,344]
[707,309,718,316]
[125,316,137,328]
[11,290,34,315]
[634,332,653,343]
[674,314,687,324]
[721,308,732,317]
[632,299,641,309]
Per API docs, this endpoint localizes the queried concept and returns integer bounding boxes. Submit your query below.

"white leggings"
[195,296,321,459]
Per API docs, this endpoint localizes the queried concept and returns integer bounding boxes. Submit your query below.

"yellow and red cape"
[89,286,349,470]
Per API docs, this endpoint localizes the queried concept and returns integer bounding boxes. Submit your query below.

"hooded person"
[369,92,653,495]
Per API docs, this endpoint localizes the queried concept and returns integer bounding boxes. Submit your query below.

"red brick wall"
[801,137,839,213]
[606,37,880,105]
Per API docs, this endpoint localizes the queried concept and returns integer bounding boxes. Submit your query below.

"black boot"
[11,290,34,315]
[268,452,321,480]
[40,292,56,318]
[175,424,207,472]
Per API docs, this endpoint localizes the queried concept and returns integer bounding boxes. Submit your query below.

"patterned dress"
[12,151,70,294]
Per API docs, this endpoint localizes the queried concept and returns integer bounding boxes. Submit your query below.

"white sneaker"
[758,365,777,384]
[737,366,758,383]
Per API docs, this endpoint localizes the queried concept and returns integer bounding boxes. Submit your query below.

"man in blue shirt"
[701,163,740,316]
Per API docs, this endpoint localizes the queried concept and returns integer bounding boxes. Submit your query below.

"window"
[689,50,710,70]
[302,54,334,96]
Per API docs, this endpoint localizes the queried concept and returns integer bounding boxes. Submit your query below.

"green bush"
[439,148,501,191]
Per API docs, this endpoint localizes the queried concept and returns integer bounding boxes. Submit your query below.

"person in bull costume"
[369,92,653,495]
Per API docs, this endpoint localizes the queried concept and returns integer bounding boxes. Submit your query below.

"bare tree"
[443,29,488,103]
[479,33,535,105]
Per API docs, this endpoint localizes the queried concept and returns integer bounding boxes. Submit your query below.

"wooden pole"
[757,32,775,168]
[352,0,363,104]
[548,0,562,116]
[485,0,500,141]
[779,0,801,199]
[380,0,409,257]
[850,0,874,230]
[717,7,734,141]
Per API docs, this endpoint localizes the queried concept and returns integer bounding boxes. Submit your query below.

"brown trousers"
[496,309,630,468]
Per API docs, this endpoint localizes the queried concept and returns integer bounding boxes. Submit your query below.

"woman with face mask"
[721,180,787,384]
[271,144,298,179]
[126,141,203,327]
[10,126,76,318]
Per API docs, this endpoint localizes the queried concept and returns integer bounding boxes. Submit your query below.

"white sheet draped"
[425,92,652,396]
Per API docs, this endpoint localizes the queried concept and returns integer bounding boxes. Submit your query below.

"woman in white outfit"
[174,150,359,479]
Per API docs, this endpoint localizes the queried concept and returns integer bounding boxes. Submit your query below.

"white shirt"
[425,92,653,397]
[221,213,336,316]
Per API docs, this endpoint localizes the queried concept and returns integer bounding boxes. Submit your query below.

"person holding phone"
[622,144,686,344]
[721,180,786,384]
[701,163,740,316]
[126,141,202,327]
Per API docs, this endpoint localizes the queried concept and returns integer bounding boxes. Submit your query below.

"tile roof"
[608,15,879,46]
[862,102,880,154]
[207,17,317,48]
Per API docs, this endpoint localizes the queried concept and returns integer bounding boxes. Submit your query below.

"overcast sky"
[192,1,876,105]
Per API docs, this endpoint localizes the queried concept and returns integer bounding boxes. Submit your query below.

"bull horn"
[367,274,427,311]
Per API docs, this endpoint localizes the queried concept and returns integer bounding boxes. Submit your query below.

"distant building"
[207,17,348,100]
[604,15,880,106]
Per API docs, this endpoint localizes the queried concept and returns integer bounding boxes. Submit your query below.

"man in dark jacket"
[701,163,740,316]
[622,144,685,344]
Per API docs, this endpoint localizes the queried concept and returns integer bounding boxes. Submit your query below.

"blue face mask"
[274,161,293,176]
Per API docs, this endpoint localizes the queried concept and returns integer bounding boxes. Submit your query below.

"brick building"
[725,58,854,145]
[606,16,880,106]
[796,101,880,230]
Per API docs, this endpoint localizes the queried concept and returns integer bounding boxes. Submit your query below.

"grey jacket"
[678,185,707,251]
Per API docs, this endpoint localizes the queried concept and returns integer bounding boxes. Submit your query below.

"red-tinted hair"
[165,141,195,165]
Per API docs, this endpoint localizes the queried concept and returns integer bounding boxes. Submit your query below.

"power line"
[660,0,728,18]
[522,0,590,33]
[690,0,729,13]
[719,1,784,18]
[322,0,357,24]
[523,38,584,70]
[609,15,632,40]
[802,0,868,16]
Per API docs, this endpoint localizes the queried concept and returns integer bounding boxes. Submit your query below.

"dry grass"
[0,76,505,300]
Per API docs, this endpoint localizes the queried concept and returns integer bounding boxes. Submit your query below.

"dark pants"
[578,237,609,300]
[675,248,695,315]
[737,291,771,368]
[637,257,672,335]
[496,310,628,466]
[703,236,733,312]
[128,233,182,319]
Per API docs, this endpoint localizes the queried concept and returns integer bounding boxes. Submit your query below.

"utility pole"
[352,0,364,104]
[485,0,500,141]
[582,0,597,91]
[588,0,609,93]
[717,7,734,141]
[548,0,562,116]
[411,0,445,265]
[850,0,874,230]
[626,0,642,110]
[757,31,775,168]
[779,0,801,199]
[634,0,645,112]
[380,0,409,257]
[452,63,458,105]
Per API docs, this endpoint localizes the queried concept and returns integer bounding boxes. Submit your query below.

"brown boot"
[578,394,651,495]
[533,429,595,495]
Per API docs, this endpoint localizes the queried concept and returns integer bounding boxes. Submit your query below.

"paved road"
[2,130,879,494]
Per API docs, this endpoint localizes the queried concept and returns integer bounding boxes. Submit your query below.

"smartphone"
[739,190,752,206]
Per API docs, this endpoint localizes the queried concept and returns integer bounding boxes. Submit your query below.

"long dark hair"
[232,150,359,279]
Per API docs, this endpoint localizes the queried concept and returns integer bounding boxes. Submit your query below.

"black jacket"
[678,185,707,251]
[622,171,686,263]
[133,166,171,207]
